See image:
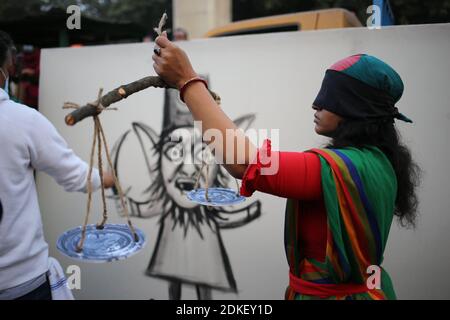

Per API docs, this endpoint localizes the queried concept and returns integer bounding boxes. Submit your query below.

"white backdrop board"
[38,23,450,299]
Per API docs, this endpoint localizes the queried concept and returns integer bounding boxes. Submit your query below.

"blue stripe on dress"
[332,149,382,262]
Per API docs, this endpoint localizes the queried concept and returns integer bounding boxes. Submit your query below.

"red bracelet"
[179,76,208,103]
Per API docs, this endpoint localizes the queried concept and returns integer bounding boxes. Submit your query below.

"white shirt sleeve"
[26,109,101,193]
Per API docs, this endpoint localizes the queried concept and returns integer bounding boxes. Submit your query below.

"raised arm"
[152,32,256,179]
[152,34,324,202]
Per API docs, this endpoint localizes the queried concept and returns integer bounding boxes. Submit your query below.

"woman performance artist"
[151,32,421,300]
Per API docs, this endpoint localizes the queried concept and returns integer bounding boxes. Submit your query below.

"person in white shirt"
[0,31,115,300]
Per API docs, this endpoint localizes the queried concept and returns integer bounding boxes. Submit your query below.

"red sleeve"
[240,139,322,200]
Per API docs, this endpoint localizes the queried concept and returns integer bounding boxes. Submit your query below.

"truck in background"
[205,8,363,38]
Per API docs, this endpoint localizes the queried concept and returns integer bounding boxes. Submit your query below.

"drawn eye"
[164,143,184,162]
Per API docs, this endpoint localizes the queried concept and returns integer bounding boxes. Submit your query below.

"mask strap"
[0,68,6,82]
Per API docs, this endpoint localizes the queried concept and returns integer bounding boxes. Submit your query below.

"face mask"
[0,68,8,94]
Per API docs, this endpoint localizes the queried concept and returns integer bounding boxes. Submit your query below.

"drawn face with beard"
[108,81,262,298]
[161,126,218,209]
[110,111,256,219]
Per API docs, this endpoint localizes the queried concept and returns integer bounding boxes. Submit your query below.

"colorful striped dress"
[240,140,397,300]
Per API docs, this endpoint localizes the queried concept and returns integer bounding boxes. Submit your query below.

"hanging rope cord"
[63,86,234,250]
[63,89,138,252]
[193,149,241,203]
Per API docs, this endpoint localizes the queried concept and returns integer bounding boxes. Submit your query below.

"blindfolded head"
[313,54,412,124]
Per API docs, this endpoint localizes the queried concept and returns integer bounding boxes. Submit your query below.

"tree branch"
[64,76,221,126]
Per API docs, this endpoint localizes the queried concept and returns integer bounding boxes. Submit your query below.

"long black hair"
[328,118,421,228]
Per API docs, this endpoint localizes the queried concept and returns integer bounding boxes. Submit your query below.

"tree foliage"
[1,0,449,29]
[0,0,172,33]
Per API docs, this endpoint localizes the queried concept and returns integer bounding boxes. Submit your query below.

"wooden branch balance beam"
[64,76,221,126]
[64,12,220,126]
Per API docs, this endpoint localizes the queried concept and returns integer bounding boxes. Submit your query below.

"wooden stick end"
[65,115,75,126]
